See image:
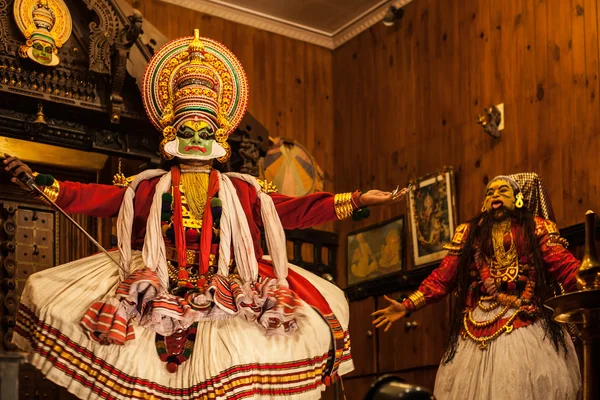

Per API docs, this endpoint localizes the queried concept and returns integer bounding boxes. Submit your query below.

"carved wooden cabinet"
[1,201,19,350]
[341,292,451,398]
[14,208,56,296]
[0,195,88,400]
[346,297,377,377]
[1,201,58,353]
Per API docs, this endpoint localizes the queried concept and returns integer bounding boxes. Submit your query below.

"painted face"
[31,39,55,65]
[424,195,434,209]
[177,121,215,156]
[483,179,516,212]
[386,230,399,244]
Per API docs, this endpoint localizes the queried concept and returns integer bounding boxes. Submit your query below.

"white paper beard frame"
[164,138,227,161]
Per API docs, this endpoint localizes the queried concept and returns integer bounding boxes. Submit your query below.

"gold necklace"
[180,164,212,173]
[462,310,519,349]
[491,221,517,268]
[488,220,519,283]
[179,172,209,228]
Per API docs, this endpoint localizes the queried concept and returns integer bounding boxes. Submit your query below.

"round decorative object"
[262,138,324,197]
[142,33,248,136]
[14,0,72,66]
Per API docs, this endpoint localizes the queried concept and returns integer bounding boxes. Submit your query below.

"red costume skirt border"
[16,303,351,399]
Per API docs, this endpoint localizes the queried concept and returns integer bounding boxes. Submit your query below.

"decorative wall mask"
[14,0,72,66]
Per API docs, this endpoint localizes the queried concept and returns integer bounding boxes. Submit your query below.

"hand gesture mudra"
[359,185,410,207]
[371,295,408,332]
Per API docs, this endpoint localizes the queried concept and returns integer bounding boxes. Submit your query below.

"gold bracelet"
[546,235,569,248]
[407,290,426,310]
[32,173,60,204]
[334,192,354,220]
[41,178,60,203]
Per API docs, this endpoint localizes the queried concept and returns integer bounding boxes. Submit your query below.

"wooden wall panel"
[129,0,335,233]
[347,297,377,377]
[377,293,449,373]
[333,0,600,286]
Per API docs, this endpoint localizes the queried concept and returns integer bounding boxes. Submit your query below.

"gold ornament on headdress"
[215,112,232,163]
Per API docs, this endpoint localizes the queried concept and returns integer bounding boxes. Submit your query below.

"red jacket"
[54,173,341,257]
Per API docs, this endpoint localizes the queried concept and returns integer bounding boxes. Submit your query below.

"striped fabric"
[80,300,135,345]
[17,303,346,399]
[13,251,353,399]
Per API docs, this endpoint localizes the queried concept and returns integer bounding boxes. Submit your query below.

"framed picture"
[346,215,405,286]
[408,168,457,267]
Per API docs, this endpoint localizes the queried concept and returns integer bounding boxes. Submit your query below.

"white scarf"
[117,169,289,291]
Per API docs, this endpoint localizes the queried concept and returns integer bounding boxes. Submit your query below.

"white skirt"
[434,306,582,400]
[13,251,353,400]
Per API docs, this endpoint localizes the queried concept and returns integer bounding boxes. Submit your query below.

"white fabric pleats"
[226,173,289,285]
[116,169,168,281]
[217,173,260,282]
[14,251,353,400]
[433,306,582,400]
[117,170,290,291]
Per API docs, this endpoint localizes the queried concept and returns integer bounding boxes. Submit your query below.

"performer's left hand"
[360,186,410,207]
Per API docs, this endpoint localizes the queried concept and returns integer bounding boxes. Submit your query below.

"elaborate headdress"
[14,0,72,66]
[487,173,556,220]
[508,172,555,221]
[142,29,249,162]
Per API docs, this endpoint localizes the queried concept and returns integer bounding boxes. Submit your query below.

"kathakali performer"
[4,30,407,399]
[373,174,582,400]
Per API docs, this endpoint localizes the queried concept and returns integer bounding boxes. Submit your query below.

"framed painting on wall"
[408,168,457,267]
[346,215,405,286]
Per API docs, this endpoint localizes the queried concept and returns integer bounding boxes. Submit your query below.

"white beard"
[163,138,226,161]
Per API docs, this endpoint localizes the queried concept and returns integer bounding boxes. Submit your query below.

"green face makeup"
[177,121,215,156]
[31,40,53,65]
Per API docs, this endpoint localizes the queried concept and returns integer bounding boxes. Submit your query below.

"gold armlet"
[543,219,559,235]
[407,290,426,310]
[334,192,354,220]
[443,243,463,255]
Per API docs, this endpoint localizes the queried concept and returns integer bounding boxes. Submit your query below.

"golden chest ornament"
[488,220,519,283]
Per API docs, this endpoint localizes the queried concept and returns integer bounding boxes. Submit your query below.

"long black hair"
[442,206,568,364]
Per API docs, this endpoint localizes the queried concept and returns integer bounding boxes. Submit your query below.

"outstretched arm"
[3,155,126,218]
[401,251,461,312]
[372,223,468,330]
[268,185,410,230]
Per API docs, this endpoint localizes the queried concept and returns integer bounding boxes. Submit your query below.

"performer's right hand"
[3,153,34,191]
[371,295,408,332]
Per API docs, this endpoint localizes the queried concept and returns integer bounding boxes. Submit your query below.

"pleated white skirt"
[13,251,353,400]
[434,306,582,400]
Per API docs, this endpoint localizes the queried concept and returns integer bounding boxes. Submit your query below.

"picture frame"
[408,168,457,268]
[346,215,405,287]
